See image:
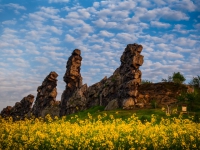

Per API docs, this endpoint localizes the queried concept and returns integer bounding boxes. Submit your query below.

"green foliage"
[141,79,152,84]
[162,72,185,84]
[162,75,172,82]
[177,90,200,111]
[151,100,157,109]
[189,75,200,88]
[193,114,200,123]
[172,72,186,84]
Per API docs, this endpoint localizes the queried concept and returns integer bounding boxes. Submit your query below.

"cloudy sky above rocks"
[0,0,199,111]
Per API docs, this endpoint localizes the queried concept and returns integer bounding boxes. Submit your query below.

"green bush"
[172,72,186,84]
[141,79,152,84]
[151,100,157,109]
[189,75,200,88]
[177,90,200,111]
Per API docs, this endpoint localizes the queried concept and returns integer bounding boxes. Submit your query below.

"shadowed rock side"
[60,49,84,116]
[32,71,58,117]
[10,94,34,121]
[0,94,34,121]
[87,43,144,110]
[0,106,12,118]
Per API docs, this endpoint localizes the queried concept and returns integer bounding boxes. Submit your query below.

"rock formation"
[10,94,34,120]
[1,95,34,120]
[59,43,144,116]
[117,44,144,108]
[0,106,12,118]
[2,43,195,118]
[0,94,34,120]
[60,49,84,116]
[138,82,190,107]
[32,71,58,117]
[87,43,144,110]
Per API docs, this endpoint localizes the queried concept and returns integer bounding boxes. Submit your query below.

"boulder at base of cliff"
[104,99,119,111]
[122,98,135,109]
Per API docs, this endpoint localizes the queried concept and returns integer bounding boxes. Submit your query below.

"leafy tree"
[172,72,185,84]
[189,75,200,88]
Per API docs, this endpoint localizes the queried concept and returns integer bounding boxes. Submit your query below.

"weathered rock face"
[59,44,144,116]
[60,49,83,116]
[104,99,119,111]
[87,43,144,110]
[64,84,88,115]
[10,94,34,120]
[117,44,143,108]
[32,71,58,117]
[0,106,12,118]
[137,82,189,108]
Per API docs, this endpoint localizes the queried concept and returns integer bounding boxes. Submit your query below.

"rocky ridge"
[0,43,194,119]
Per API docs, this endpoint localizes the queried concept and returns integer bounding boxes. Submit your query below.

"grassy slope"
[63,106,200,124]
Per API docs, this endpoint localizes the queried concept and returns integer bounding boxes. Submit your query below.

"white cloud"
[170,0,196,12]
[0,62,9,67]
[157,43,170,51]
[90,44,102,50]
[28,7,60,23]
[194,23,200,30]
[131,7,189,22]
[153,0,166,5]
[0,42,9,48]
[35,57,49,64]
[29,13,45,21]
[25,42,40,55]
[150,21,171,28]
[2,20,16,25]
[40,46,62,51]
[49,38,61,44]
[92,19,106,27]
[93,2,100,8]
[7,58,30,67]
[63,18,85,26]
[99,30,114,37]
[3,28,17,34]
[173,24,188,34]
[116,32,138,43]
[77,9,90,18]
[139,0,153,7]
[66,12,80,18]
[40,6,60,14]
[47,26,62,35]
[172,37,197,47]
[26,30,44,40]
[5,3,26,10]
[49,0,69,3]
[45,51,64,57]
[65,34,76,42]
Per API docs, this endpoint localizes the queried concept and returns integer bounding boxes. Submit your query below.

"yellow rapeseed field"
[0,113,200,150]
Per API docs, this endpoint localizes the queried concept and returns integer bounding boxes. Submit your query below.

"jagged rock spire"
[32,71,58,117]
[60,49,83,116]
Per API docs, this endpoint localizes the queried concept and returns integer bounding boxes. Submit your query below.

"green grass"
[62,106,200,124]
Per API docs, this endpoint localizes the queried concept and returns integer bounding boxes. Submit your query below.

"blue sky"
[0,0,199,111]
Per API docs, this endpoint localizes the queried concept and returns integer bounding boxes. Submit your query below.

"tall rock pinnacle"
[60,49,83,116]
